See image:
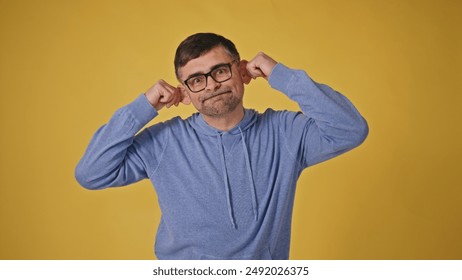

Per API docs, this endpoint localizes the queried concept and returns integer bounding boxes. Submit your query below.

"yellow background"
[1,0,461,259]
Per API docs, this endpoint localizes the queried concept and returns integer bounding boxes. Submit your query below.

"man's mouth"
[203,90,232,102]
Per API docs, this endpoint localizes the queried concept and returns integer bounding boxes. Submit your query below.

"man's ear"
[239,60,252,85]
[178,85,191,105]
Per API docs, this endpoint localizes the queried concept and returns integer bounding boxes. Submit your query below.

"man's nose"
[205,75,220,92]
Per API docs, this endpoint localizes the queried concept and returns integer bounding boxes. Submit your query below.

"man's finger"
[246,52,277,80]
[178,85,191,105]
[173,89,181,107]
[247,66,266,79]
[159,90,174,103]
[181,97,191,105]
[165,88,183,108]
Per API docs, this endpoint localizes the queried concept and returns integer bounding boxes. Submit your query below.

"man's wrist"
[268,63,292,92]
[127,94,159,125]
[144,91,159,108]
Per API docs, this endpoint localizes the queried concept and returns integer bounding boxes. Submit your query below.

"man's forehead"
[178,46,233,79]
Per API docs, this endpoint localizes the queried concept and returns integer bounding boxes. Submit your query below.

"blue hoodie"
[75,63,368,259]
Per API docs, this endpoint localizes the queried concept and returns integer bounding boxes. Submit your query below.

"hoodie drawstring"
[238,127,259,222]
[217,133,236,229]
[216,128,258,229]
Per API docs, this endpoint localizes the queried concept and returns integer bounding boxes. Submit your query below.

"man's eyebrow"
[184,62,229,80]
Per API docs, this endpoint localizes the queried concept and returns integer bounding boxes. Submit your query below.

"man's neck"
[202,107,245,132]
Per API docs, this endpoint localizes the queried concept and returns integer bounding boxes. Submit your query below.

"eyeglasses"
[183,60,236,93]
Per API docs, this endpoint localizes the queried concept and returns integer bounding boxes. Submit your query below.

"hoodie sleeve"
[268,63,368,169]
[75,94,165,190]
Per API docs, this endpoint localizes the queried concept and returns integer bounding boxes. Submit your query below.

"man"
[75,33,368,259]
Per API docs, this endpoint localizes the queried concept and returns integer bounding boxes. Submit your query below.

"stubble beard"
[200,90,242,118]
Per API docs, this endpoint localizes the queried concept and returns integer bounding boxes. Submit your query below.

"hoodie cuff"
[126,93,159,126]
[268,63,293,93]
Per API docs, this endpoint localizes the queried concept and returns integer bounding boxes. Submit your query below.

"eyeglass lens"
[186,64,232,92]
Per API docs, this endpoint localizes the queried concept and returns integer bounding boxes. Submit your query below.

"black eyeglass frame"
[183,60,237,93]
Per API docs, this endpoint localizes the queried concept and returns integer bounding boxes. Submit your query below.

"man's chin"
[200,103,243,118]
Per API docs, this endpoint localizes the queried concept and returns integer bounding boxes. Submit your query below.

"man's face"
[178,46,246,118]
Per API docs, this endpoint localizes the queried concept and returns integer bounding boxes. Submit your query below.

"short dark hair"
[174,33,240,79]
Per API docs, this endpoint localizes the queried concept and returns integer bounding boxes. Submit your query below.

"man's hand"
[245,52,277,81]
[144,79,191,111]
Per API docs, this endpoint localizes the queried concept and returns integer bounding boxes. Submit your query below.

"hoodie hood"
[187,109,259,229]
[187,108,258,135]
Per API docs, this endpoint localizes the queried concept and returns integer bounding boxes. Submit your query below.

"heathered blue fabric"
[75,63,368,259]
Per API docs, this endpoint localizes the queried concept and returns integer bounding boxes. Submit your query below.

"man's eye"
[215,68,227,75]
[191,77,204,85]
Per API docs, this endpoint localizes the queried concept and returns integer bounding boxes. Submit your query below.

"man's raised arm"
[75,80,189,190]
[246,52,368,169]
